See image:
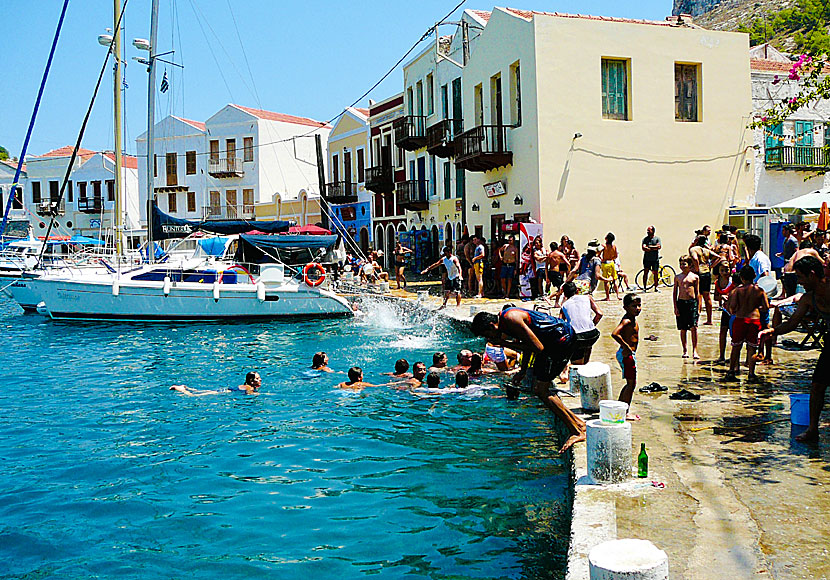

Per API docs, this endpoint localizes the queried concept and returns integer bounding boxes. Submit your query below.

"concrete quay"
[383,286,829,580]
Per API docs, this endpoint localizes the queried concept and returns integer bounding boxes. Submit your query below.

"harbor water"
[0,296,570,578]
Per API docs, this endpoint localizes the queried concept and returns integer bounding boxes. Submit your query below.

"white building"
[137,104,331,225]
[23,146,140,244]
[0,159,27,230]
[751,51,830,208]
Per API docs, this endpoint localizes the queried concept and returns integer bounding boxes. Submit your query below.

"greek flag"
[160,71,169,93]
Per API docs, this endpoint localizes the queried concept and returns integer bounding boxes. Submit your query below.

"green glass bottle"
[637,443,648,478]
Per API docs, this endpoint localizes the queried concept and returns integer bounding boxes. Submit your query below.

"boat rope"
[37,0,131,269]
[0,0,70,240]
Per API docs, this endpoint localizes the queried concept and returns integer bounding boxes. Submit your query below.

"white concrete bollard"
[586,419,632,484]
[568,364,584,394]
[578,362,612,412]
[589,539,669,579]
[379,281,390,292]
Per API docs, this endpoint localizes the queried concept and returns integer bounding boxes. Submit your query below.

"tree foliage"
[738,0,830,53]
[0,146,8,161]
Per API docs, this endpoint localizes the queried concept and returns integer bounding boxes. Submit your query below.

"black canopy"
[151,201,292,240]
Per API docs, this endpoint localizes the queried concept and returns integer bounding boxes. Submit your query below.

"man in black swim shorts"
[471,308,585,453]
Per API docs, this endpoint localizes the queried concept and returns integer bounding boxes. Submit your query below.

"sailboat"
[14,0,353,321]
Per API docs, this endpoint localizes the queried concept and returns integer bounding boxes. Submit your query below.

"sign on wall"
[483,181,506,198]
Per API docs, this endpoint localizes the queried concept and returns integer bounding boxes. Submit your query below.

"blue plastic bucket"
[790,393,810,426]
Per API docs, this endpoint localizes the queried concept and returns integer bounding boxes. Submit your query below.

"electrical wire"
[136,0,468,159]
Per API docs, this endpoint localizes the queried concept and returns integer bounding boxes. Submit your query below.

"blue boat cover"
[239,234,338,250]
[152,202,291,239]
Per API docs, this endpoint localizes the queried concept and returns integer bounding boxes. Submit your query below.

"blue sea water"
[0,296,571,579]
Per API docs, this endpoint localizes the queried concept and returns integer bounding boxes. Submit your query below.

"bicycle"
[635,264,676,290]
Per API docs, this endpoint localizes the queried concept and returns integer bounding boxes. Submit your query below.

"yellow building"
[458,8,755,265]
[255,192,321,226]
[325,107,372,252]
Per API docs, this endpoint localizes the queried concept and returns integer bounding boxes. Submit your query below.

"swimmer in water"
[170,371,262,396]
[382,359,411,378]
[311,352,335,373]
[338,366,374,390]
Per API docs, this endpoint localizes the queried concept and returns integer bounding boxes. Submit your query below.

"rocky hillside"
[675,0,813,53]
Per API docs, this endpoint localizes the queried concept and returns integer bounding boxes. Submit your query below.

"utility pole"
[315,134,328,230]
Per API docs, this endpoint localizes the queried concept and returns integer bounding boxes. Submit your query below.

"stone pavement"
[400,286,829,580]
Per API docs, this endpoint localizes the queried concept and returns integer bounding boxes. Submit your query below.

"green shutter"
[602,59,627,120]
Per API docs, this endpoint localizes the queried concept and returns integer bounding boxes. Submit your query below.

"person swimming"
[170,371,262,396]
[311,352,334,373]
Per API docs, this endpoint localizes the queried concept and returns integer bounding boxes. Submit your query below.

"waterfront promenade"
[410,286,828,580]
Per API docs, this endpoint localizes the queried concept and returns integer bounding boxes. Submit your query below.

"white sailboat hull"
[26,276,353,321]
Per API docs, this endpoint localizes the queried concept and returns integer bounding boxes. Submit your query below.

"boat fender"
[163,276,172,296]
[213,281,220,302]
[256,281,266,302]
[303,262,326,287]
[36,302,49,316]
[112,279,120,297]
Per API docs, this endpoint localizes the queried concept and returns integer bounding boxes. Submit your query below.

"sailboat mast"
[113,0,124,258]
[145,0,159,263]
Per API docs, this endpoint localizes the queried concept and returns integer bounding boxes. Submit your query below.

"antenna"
[434,21,470,69]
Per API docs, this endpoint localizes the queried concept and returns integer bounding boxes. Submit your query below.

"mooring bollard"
[568,364,584,394]
[588,538,669,580]
[586,419,631,484]
[578,362,612,412]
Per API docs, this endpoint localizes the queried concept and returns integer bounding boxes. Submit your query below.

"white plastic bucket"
[790,393,810,426]
[599,400,628,423]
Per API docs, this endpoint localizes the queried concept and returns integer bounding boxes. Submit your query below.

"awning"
[769,190,830,213]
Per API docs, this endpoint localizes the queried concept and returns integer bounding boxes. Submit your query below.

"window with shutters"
[510,61,522,127]
[443,161,451,200]
[357,148,365,183]
[209,140,219,162]
[166,152,177,186]
[242,188,254,214]
[675,63,700,122]
[153,154,158,177]
[92,181,102,200]
[243,137,254,162]
[601,59,629,120]
[765,123,783,150]
[49,180,60,202]
[78,182,87,200]
[187,191,196,213]
[32,182,41,204]
[106,180,115,202]
[168,191,177,213]
[186,150,196,174]
[13,186,23,209]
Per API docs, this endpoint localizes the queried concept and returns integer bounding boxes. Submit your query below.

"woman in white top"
[560,281,603,364]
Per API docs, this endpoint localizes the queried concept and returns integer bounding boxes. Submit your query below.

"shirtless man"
[421,246,464,309]
[759,256,830,441]
[546,241,569,295]
[611,294,641,419]
[397,361,428,388]
[725,265,769,381]
[311,352,335,373]
[689,235,722,326]
[713,231,738,270]
[338,366,380,390]
[429,351,449,373]
[673,255,701,359]
[499,236,518,298]
[471,308,584,453]
[382,359,411,378]
[600,233,621,301]
[170,371,262,396]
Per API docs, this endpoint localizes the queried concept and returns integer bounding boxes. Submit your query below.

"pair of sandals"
[640,382,667,393]
[669,388,701,401]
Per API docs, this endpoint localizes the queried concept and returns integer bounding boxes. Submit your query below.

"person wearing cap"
[421,246,464,309]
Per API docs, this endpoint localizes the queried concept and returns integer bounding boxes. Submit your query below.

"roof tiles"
[231,104,330,128]
[502,7,675,27]
[40,146,96,159]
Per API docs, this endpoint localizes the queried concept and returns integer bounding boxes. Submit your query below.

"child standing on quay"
[725,265,769,382]
[611,294,641,420]
[713,262,737,364]
[674,255,701,359]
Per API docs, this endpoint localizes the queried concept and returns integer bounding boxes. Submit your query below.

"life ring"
[303,262,326,287]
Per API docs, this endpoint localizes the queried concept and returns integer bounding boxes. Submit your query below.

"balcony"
[36,200,65,216]
[364,165,394,194]
[426,118,462,158]
[455,125,513,172]
[393,115,428,151]
[323,181,359,204]
[77,196,103,214]
[765,146,829,170]
[208,157,245,178]
[395,179,429,211]
[203,205,255,220]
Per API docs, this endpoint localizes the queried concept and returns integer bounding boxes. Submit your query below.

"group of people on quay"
[174,220,830,449]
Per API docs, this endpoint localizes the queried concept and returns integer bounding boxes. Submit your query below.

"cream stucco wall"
[464,8,754,268]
